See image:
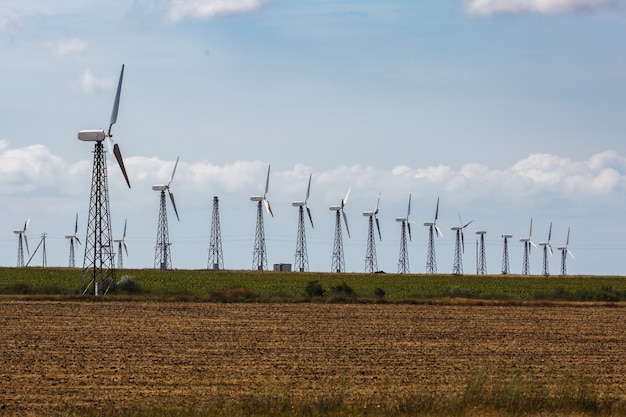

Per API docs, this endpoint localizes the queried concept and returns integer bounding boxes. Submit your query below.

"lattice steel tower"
[152,157,180,270]
[330,188,351,273]
[501,234,512,274]
[250,165,273,271]
[451,214,472,275]
[208,196,224,270]
[65,214,80,268]
[539,222,553,276]
[424,198,442,274]
[395,194,412,274]
[363,193,381,273]
[519,218,534,275]
[292,174,313,272]
[79,65,131,295]
[476,231,487,274]
[557,227,574,276]
[14,218,29,268]
[113,219,128,269]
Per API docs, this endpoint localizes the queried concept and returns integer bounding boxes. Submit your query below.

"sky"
[1,0,626,276]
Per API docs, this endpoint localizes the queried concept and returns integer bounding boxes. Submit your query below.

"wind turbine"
[476,230,487,274]
[451,212,473,275]
[113,219,128,269]
[395,193,413,274]
[538,222,553,276]
[207,196,224,270]
[557,227,575,275]
[330,188,351,273]
[501,234,512,274]
[14,218,30,268]
[153,157,180,270]
[251,165,273,270]
[424,197,442,274]
[65,214,81,268]
[79,64,131,295]
[293,174,314,272]
[363,192,381,273]
[519,218,536,275]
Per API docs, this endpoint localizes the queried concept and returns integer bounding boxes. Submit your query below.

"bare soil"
[1,301,626,415]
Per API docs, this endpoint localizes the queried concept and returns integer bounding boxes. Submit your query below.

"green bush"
[304,280,326,298]
[330,282,355,297]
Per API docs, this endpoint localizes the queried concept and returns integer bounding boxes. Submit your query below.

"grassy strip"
[51,369,626,417]
[1,267,626,302]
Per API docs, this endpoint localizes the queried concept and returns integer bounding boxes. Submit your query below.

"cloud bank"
[49,38,87,57]
[167,0,268,22]
[464,0,618,15]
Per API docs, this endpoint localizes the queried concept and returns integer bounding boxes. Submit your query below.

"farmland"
[2,301,626,416]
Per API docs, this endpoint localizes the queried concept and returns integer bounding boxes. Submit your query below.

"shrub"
[374,287,386,298]
[330,282,355,297]
[117,276,143,294]
[304,280,326,298]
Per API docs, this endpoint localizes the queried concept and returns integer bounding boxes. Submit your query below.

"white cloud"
[80,70,114,94]
[167,0,268,22]
[0,6,18,30]
[464,0,616,15]
[49,38,87,57]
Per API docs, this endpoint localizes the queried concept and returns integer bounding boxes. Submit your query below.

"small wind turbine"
[65,214,81,268]
[79,64,131,295]
[519,218,536,275]
[14,218,30,268]
[363,192,381,273]
[293,174,314,272]
[501,234,513,274]
[538,222,553,276]
[330,187,351,273]
[395,193,413,274]
[451,212,473,275]
[424,197,442,274]
[113,219,128,269]
[251,165,273,270]
[153,157,180,270]
[557,227,575,275]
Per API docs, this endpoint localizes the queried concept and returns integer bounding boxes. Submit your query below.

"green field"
[1,267,626,302]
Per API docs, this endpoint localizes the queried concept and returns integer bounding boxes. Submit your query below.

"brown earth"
[1,301,626,415]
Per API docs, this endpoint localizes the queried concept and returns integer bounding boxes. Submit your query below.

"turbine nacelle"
[329,205,341,211]
[502,234,513,238]
[362,211,375,217]
[152,185,168,191]
[78,129,106,142]
[395,217,407,222]
[251,196,264,202]
[292,201,305,207]
[476,231,487,235]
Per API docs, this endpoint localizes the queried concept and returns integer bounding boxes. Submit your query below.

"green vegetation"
[1,267,626,302]
[53,368,626,416]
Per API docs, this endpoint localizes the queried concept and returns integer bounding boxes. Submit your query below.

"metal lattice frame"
[117,241,124,269]
[252,201,268,270]
[330,210,345,273]
[425,226,437,274]
[208,196,224,270]
[560,249,567,276]
[501,236,510,275]
[397,221,409,274]
[154,191,172,270]
[542,245,550,276]
[294,206,309,272]
[522,242,530,275]
[68,238,76,268]
[452,230,463,275]
[477,233,487,275]
[16,235,25,268]
[81,142,116,295]
[364,216,377,273]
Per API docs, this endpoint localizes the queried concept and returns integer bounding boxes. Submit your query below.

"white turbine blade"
[24,234,30,256]
[306,206,314,228]
[123,218,128,239]
[375,217,381,241]
[435,225,443,238]
[342,187,351,208]
[461,230,465,253]
[407,193,411,218]
[566,227,571,246]
[264,198,274,217]
[109,64,124,135]
[75,236,81,246]
[168,190,180,221]
[74,213,79,234]
[342,210,350,238]
[463,220,473,229]
[123,241,129,257]
[435,197,440,221]
[24,218,30,231]
[305,173,312,203]
[407,222,412,241]
[548,222,552,242]
[113,143,131,188]
[264,165,271,197]
[548,244,553,256]
[374,192,381,214]
[568,249,575,260]
[529,218,533,239]
[168,156,180,186]
[457,212,462,228]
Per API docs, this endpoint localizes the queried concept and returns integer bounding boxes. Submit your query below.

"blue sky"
[1,0,626,275]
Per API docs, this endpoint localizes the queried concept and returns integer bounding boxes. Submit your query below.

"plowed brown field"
[1,301,626,415]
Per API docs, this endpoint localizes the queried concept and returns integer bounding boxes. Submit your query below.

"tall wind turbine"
[153,157,180,270]
[557,227,574,276]
[501,234,512,274]
[424,197,443,274]
[292,174,314,272]
[113,219,128,269]
[476,230,487,274]
[538,222,553,276]
[451,213,472,275]
[207,196,224,270]
[14,218,30,268]
[79,64,131,295]
[519,218,536,275]
[330,188,351,273]
[251,165,273,270]
[363,192,381,273]
[65,214,81,268]
[395,194,413,274]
